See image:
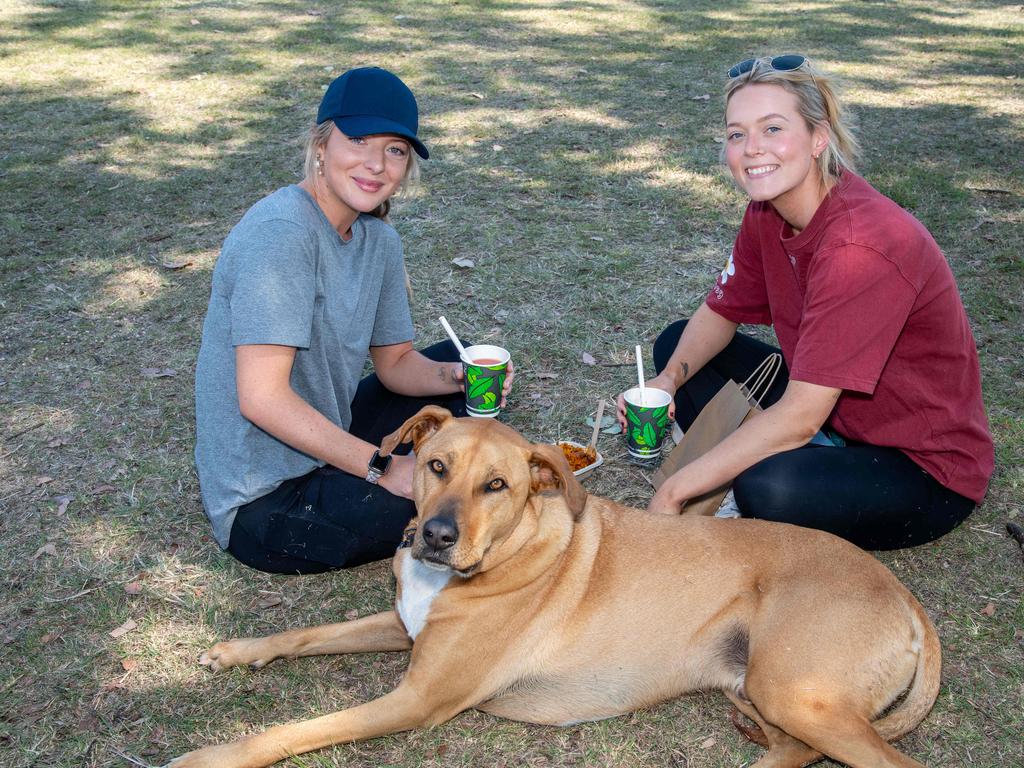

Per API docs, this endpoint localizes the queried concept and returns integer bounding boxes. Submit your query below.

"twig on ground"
[0,443,23,461]
[3,421,44,442]
[43,584,104,603]
[109,746,155,767]
[964,183,1014,195]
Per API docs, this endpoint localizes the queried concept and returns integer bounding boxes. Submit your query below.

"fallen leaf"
[451,257,475,268]
[193,586,206,597]
[121,658,139,672]
[712,137,724,144]
[307,9,324,16]
[33,543,57,559]
[582,352,596,366]
[190,18,200,25]
[980,602,996,617]
[256,594,283,610]
[109,619,138,638]
[468,92,484,100]
[536,372,559,380]
[40,633,58,644]
[54,495,72,514]
[75,708,99,732]
[657,121,667,127]
[140,367,177,378]
[1014,628,1023,641]
[691,93,711,101]
[700,737,716,749]
[90,484,117,495]
[590,236,604,242]
[124,582,143,595]
[344,609,359,620]
[161,257,194,270]
[34,476,54,487]
[47,437,69,448]
[492,144,503,152]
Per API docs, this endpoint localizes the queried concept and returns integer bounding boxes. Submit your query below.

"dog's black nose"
[422,515,458,550]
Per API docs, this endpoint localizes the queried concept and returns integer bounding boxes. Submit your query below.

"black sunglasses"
[727,54,808,79]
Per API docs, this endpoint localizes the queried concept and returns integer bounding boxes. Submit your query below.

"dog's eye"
[486,478,507,492]
[429,459,445,475]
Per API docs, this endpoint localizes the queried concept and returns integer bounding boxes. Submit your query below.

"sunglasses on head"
[727,54,808,79]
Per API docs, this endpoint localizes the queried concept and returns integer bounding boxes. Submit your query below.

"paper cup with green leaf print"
[623,387,672,461]
[462,344,510,418]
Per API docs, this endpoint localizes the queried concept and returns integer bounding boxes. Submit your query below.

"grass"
[1,0,1022,766]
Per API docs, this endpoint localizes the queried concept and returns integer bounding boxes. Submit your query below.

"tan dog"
[167,406,940,768]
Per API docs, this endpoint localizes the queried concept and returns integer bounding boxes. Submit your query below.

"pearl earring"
[316,155,324,175]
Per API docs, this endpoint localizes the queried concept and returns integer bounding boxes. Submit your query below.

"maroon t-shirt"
[706,172,993,502]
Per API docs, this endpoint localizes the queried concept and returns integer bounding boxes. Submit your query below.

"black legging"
[654,320,975,550]
[227,340,466,574]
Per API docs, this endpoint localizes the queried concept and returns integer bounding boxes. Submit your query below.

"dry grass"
[1,1,1022,766]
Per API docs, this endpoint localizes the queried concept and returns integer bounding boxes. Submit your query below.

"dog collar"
[397,524,417,550]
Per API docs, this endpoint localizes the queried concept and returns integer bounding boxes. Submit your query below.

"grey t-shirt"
[194,184,415,548]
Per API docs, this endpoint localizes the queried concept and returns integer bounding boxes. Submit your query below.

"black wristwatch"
[365,450,393,484]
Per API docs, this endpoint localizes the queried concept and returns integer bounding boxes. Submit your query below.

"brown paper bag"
[652,353,782,515]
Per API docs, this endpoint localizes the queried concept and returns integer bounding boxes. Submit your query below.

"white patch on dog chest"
[396,550,452,640]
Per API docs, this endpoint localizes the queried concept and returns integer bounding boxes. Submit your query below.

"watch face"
[369,451,392,474]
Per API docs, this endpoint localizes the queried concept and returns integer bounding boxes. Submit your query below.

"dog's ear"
[380,405,454,456]
[528,442,588,520]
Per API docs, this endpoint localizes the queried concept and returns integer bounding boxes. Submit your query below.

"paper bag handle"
[740,353,782,408]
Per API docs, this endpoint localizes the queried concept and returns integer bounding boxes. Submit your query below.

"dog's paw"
[199,638,274,672]
[160,752,203,768]
[161,745,233,768]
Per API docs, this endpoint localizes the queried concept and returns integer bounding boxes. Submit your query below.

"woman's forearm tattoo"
[437,365,458,384]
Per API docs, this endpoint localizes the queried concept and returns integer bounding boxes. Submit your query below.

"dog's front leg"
[166,677,464,768]
[201,610,411,672]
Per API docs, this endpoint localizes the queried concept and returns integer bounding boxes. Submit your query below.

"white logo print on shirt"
[720,252,736,284]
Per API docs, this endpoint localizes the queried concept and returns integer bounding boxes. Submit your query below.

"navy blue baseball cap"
[317,66,429,159]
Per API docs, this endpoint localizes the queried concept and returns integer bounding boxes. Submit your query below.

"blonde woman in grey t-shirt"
[195,67,512,574]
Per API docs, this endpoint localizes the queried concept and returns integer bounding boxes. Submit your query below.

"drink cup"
[623,387,672,461]
[462,344,510,418]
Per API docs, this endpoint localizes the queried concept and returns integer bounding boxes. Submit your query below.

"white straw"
[438,316,471,363]
[635,345,646,406]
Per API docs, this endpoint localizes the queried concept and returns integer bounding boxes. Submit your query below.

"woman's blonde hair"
[302,120,420,221]
[725,57,860,188]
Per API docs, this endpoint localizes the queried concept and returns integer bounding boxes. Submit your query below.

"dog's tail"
[872,596,942,741]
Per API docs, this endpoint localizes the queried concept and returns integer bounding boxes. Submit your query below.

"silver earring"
[316,155,324,175]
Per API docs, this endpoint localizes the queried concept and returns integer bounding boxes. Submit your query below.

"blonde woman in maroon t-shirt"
[618,55,993,550]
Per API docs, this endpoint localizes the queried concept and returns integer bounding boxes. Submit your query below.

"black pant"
[654,320,975,550]
[227,341,466,574]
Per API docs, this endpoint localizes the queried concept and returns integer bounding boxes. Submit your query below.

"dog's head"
[381,405,587,577]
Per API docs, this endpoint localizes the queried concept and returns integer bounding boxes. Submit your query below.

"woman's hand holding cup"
[616,372,678,429]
